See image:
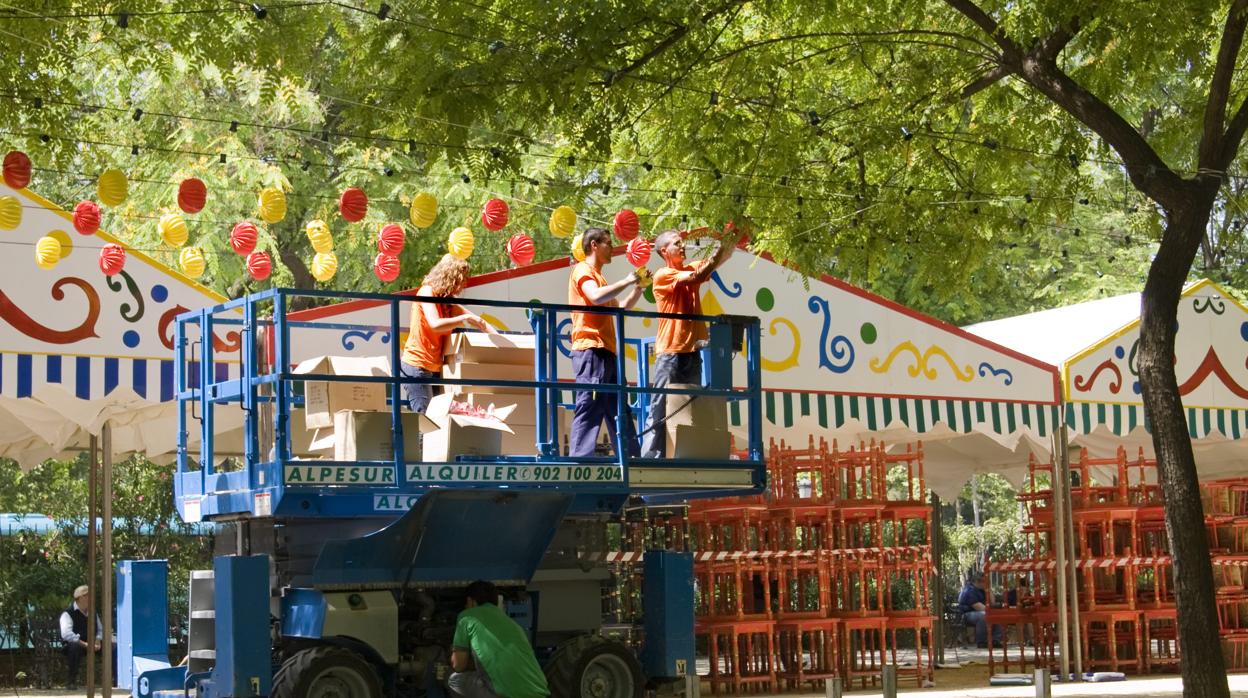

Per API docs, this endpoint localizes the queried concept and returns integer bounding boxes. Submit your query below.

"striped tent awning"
[728,391,1060,437]
[0,353,234,401]
[1064,401,1248,439]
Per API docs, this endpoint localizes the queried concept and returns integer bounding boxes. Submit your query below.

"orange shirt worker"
[639,229,734,458]
[567,228,646,457]
[400,254,492,413]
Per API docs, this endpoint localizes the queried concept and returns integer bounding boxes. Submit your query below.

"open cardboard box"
[445,331,536,364]
[421,393,518,461]
[329,410,434,462]
[664,383,730,460]
[293,355,391,430]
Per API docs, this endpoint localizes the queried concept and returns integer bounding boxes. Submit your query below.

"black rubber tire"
[545,635,644,698]
[271,645,383,698]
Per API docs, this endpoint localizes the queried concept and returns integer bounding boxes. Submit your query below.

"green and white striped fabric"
[728,392,1061,437]
[1065,401,1248,439]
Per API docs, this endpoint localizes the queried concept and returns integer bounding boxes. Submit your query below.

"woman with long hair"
[400,254,491,412]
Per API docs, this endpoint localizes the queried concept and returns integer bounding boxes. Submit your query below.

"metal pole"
[101,422,113,696]
[931,492,945,665]
[824,677,843,698]
[1051,433,1071,681]
[1059,427,1083,680]
[86,435,98,698]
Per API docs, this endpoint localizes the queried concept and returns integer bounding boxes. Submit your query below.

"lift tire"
[272,645,383,698]
[545,635,644,698]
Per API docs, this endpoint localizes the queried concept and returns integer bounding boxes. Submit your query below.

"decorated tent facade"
[967,278,1248,478]
[291,242,1062,496]
[0,183,237,467]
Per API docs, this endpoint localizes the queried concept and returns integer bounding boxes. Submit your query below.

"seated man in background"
[958,573,1002,648]
[449,580,549,698]
[59,585,102,688]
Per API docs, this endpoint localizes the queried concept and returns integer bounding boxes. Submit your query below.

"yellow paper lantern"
[179,247,206,279]
[0,196,22,230]
[571,232,586,262]
[549,205,576,238]
[447,226,475,260]
[305,219,334,253]
[258,187,287,224]
[97,169,128,207]
[311,251,337,282]
[48,230,72,259]
[409,192,438,228]
[35,235,61,269]
[159,213,189,247]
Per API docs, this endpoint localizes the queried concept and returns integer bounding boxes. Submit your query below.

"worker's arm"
[616,283,643,310]
[679,239,735,285]
[451,648,472,673]
[580,271,642,306]
[449,304,499,334]
[420,299,487,334]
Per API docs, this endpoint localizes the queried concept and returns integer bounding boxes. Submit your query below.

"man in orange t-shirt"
[567,228,646,457]
[639,229,734,458]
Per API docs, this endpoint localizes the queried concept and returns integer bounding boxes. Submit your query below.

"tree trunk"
[1138,202,1230,698]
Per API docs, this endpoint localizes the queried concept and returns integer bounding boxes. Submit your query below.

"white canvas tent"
[290,243,1063,497]
[0,183,238,467]
[967,279,1248,480]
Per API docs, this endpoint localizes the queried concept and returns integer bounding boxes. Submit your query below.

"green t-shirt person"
[450,581,549,698]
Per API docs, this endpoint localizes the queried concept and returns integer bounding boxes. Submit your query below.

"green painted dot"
[755,287,775,312]
[643,287,655,304]
[860,322,877,344]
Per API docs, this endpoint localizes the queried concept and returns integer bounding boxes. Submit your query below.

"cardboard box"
[459,392,537,425]
[445,331,536,365]
[333,410,433,462]
[443,359,533,394]
[420,393,516,462]
[664,383,729,460]
[293,355,391,430]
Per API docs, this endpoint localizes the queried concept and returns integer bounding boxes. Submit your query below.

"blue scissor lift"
[118,288,765,698]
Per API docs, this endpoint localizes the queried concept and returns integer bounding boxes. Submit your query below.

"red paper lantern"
[613,209,640,241]
[481,198,509,231]
[626,237,651,267]
[374,253,400,282]
[3,151,31,189]
[178,178,207,214]
[506,233,536,266]
[72,200,101,235]
[98,243,126,276]
[339,187,369,223]
[246,251,272,281]
[230,221,258,255]
[377,223,405,255]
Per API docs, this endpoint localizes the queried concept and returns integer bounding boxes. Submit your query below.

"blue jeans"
[640,351,702,458]
[400,362,439,413]
[963,610,1003,645]
[569,348,638,457]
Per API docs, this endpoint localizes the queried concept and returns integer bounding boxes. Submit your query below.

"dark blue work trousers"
[569,348,639,458]
[640,351,703,458]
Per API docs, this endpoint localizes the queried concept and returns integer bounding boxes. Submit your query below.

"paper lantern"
[0,196,20,230]
[35,235,61,269]
[311,251,337,282]
[374,253,400,282]
[258,187,286,224]
[159,213,189,247]
[48,230,72,259]
[305,219,334,253]
[230,221,258,255]
[548,205,576,238]
[97,169,128,207]
[626,237,651,267]
[613,209,640,241]
[378,223,405,255]
[481,198,509,231]
[506,233,535,266]
[409,192,438,228]
[339,187,369,223]
[447,226,474,260]
[3,151,31,189]
[72,201,101,235]
[99,243,126,276]
[179,247,206,279]
[571,233,586,262]
[246,251,272,281]
[178,178,207,214]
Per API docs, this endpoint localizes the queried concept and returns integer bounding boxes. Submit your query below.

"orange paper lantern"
[481,198,509,231]
[613,209,640,241]
[378,223,405,255]
[339,187,369,223]
[506,233,535,266]
[3,151,31,189]
[626,237,651,267]
[230,221,258,255]
[374,253,400,282]
[246,251,272,281]
[98,243,126,276]
[72,201,101,235]
[178,178,207,214]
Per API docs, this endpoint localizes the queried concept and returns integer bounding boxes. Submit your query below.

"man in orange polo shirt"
[568,227,646,457]
[640,229,734,458]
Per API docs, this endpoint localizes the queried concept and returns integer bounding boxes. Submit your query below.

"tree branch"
[942,0,1020,56]
[608,0,743,85]
[1220,94,1248,168]
[1201,0,1248,169]
[961,64,1012,98]
[1032,17,1081,61]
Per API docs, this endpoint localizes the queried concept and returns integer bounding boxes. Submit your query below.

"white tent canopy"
[0,184,238,468]
[967,279,1248,480]
[290,242,1062,497]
